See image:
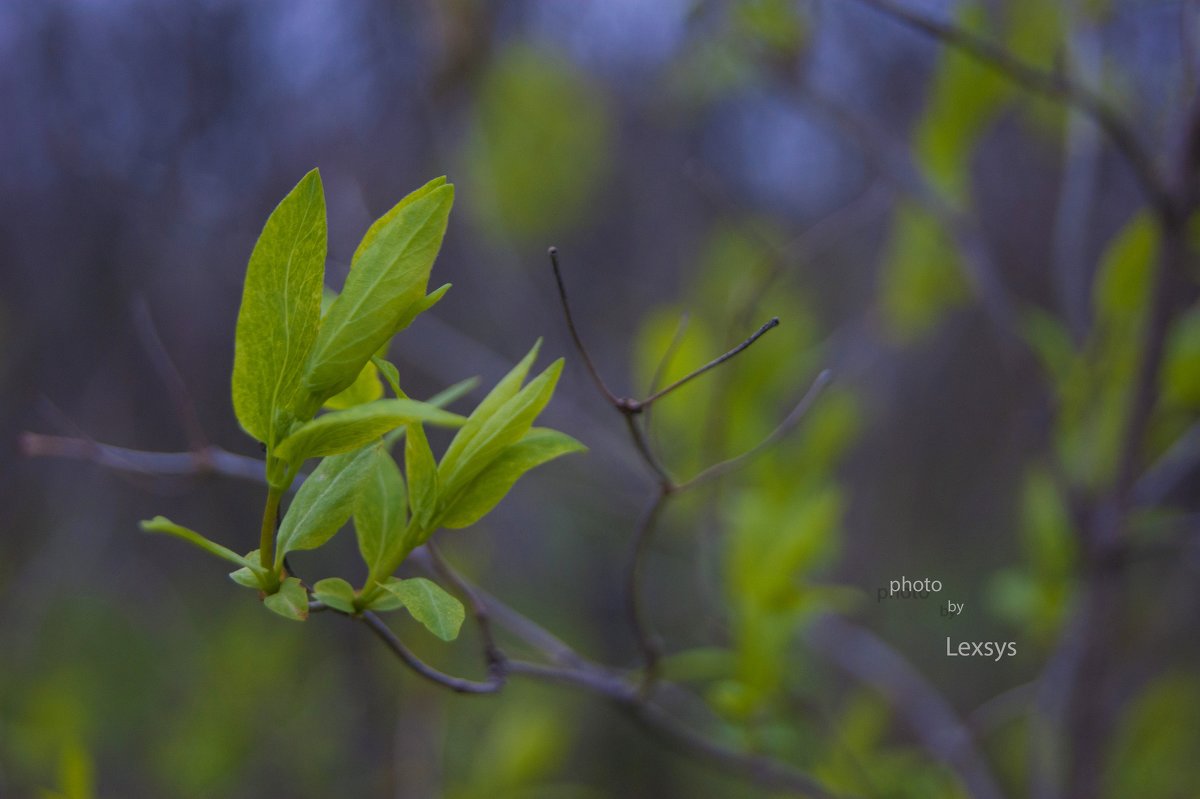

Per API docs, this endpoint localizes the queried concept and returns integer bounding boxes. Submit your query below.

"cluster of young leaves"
[139,171,583,639]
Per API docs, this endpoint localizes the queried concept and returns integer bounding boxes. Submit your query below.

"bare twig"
[547,246,623,407]
[640,317,780,408]
[626,492,668,691]
[357,610,504,695]
[18,433,265,483]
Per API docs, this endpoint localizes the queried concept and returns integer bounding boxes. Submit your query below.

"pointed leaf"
[393,282,451,334]
[371,356,406,398]
[275,399,464,464]
[356,447,409,581]
[275,444,378,566]
[312,577,358,614]
[229,566,261,589]
[140,516,248,567]
[351,176,448,266]
[441,428,586,529]
[379,577,465,641]
[322,357,384,410]
[264,577,309,621]
[439,340,542,479]
[440,358,563,495]
[406,422,439,530]
[232,169,327,443]
[301,183,454,411]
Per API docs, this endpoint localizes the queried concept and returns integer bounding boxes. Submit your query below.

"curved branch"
[807,614,1006,799]
[357,610,504,695]
[846,0,1171,216]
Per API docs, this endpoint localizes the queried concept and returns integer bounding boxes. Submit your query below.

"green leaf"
[361,590,405,612]
[465,46,612,242]
[440,358,564,496]
[879,202,969,341]
[351,177,448,266]
[355,447,409,583]
[372,356,405,398]
[229,549,271,589]
[275,444,378,567]
[378,577,465,641]
[441,428,586,529]
[394,282,451,333]
[322,358,384,410]
[263,577,309,621]
[229,566,261,589]
[140,516,248,567]
[406,422,439,530]
[1163,307,1200,409]
[300,182,454,412]
[312,577,358,614]
[438,341,542,475]
[275,398,465,465]
[232,169,327,444]
[1093,213,1158,325]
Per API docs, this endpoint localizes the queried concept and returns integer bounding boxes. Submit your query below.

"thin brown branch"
[19,432,266,483]
[357,610,504,695]
[626,491,668,691]
[640,317,780,408]
[547,246,623,407]
[846,0,1171,216]
[806,614,1006,799]
[624,413,676,488]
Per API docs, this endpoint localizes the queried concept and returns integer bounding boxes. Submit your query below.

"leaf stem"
[259,485,283,574]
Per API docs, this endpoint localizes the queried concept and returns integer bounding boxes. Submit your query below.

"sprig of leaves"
[139,170,584,640]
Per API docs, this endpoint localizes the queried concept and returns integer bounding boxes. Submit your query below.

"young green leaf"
[230,550,272,589]
[441,428,586,529]
[300,183,455,412]
[229,566,261,589]
[378,577,465,641]
[393,282,451,333]
[140,516,248,567]
[439,340,542,480]
[323,358,384,410]
[312,577,358,614]
[362,590,405,612]
[232,169,327,444]
[274,399,465,465]
[263,577,309,621]
[351,176,448,266]
[439,358,564,495]
[275,444,378,567]
[356,447,409,583]
[371,356,405,398]
[406,422,439,530]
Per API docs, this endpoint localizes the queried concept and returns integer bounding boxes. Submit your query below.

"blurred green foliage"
[465,45,612,244]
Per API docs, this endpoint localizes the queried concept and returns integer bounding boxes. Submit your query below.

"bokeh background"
[2,1,1198,797]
